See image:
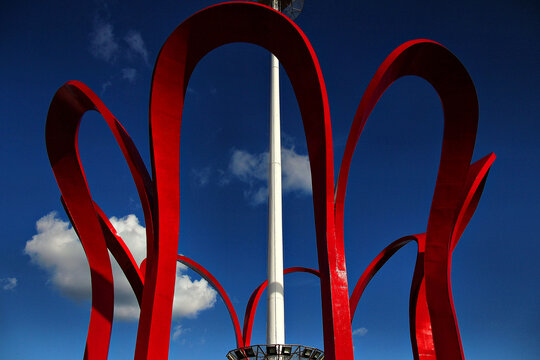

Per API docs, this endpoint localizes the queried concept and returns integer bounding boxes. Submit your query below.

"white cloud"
[1,277,17,290]
[248,186,268,206]
[352,327,368,336]
[172,324,185,341]
[90,21,119,63]
[25,212,216,321]
[172,270,216,318]
[229,150,267,182]
[125,31,149,64]
[121,67,137,83]
[25,213,92,300]
[227,146,311,205]
[281,147,312,194]
[101,80,112,95]
[192,167,211,186]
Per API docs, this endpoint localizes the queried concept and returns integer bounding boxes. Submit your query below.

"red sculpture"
[348,153,495,360]
[243,267,321,346]
[45,2,495,359]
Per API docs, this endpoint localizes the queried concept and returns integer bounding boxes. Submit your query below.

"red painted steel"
[94,203,145,304]
[61,198,145,305]
[347,155,495,359]
[146,3,350,358]
[335,39,495,359]
[349,235,420,321]
[243,267,320,346]
[347,233,432,359]
[46,80,157,360]
[45,2,495,359]
[176,255,244,348]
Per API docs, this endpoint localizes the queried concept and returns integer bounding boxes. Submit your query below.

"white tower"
[263,0,303,348]
[267,0,285,346]
[228,3,323,359]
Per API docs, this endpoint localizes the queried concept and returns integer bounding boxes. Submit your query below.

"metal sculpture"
[176,255,244,348]
[45,2,495,359]
[243,267,321,346]
[348,152,495,360]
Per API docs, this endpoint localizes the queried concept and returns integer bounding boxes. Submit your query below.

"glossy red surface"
[243,267,320,346]
[46,80,154,360]
[335,39,496,359]
[146,2,349,358]
[176,255,244,348]
[347,155,494,360]
[45,2,494,359]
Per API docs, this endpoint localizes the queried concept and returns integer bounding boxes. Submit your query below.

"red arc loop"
[46,81,154,359]
[242,267,321,346]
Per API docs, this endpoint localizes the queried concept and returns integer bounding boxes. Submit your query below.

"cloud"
[101,80,112,95]
[192,167,211,186]
[352,327,368,336]
[228,150,268,205]
[172,324,186,341]
[248,186,268,205]
[281,147,312,194]
[227,146,311,205]
[25,212,216,321]
[1,277,17,290]
[89,4,150,84]
[121,68,137,83]
[90,21,119,63]
[229,150,268,182]
[125,31,149,64]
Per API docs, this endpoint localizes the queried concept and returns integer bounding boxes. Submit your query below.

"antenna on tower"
[257,0,304,20]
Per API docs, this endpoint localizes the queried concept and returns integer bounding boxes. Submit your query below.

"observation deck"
[226,344,324,360]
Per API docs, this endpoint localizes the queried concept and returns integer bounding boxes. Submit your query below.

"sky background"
[1,0,539,359]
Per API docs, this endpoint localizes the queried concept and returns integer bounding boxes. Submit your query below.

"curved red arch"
[46,81,154,360]
[334,39,489,360]
[144,2,349,358]
[176,255,244,348]
[349,235,420,320]
[348,234,432,360]
[93,203,145,303]
[451,153,496,251]
[242,267,320,346]
[348,155,494,359]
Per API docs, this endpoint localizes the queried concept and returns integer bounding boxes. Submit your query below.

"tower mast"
[267,0,285,346]
[227,5,322,358]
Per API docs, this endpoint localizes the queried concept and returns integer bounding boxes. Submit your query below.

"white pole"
[267,0,285,347]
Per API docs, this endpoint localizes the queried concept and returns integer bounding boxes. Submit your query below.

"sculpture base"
[226,344,324,360]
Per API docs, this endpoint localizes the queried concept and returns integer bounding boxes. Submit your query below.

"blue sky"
[1,0,539,359]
